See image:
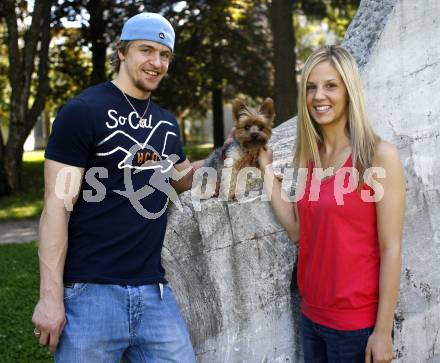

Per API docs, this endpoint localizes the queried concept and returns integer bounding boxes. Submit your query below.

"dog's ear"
[259,98,276,125]
[232,98,246,125]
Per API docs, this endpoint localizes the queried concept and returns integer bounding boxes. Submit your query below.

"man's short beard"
[125,68,159,95]
[135,79,157,94]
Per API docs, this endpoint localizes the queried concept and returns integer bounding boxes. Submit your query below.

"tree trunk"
[4,94,27,191]
[269,0,298,125]
[0,162,8,195]
[0,0,52,194]
[4,128,25,192]
[0,128,9,196]
[87,0,108,85]
[212,87,224,148]
[179,118,186,146]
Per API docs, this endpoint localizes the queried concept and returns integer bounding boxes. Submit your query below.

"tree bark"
[0,0,52,194]
[87,0,108,85]
[210,33,225,149]
[212,87,224,148]
[269,0,298,125]
[179,118,186,147]
[0,127,8,196]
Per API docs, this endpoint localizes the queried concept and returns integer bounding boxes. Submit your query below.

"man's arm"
[170,158,204,193]
[171,127,235,193]
[32,159,84,353]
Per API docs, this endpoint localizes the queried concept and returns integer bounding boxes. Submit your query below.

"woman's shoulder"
[373,140,401,166]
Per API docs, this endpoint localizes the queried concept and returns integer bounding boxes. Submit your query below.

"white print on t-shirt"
[96,120,177,173]
[106,109,153,129]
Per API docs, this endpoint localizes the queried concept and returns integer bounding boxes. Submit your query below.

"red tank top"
[296,155,380,330]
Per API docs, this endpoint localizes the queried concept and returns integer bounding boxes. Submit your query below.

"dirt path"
[0,219,39,245]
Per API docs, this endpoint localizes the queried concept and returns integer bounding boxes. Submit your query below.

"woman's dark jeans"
[301,313,374,363]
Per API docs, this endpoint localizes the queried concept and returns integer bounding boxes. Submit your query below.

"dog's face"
[232,98,275,149]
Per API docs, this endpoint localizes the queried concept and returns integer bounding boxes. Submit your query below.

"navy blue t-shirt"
[45,81,186,285]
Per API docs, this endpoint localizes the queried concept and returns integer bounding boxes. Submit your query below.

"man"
[32,13,200,362]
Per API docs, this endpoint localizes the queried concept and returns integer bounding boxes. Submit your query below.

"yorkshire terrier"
[204,97,275,200]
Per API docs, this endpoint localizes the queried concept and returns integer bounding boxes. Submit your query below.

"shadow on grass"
[0,242,52,362]
[0,151,44,221]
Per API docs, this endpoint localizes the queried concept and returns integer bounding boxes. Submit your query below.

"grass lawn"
[0,151,45,221]
[0,242,53,362]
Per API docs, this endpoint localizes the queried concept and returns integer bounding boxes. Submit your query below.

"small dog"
[204,97,275,200]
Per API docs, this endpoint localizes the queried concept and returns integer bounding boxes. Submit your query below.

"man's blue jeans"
[55,283,196,363]
[301,313,374,363]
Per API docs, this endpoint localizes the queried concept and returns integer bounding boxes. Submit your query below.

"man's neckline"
[109,80,151,101]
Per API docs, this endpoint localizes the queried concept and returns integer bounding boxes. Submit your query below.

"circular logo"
[159,32,165,39]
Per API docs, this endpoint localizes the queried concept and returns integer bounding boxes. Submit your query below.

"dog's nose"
[251,132,259,139]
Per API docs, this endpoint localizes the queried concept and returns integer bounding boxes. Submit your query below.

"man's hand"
[32,297,66,353]
[365,331,393,363]
[224,127,235,146]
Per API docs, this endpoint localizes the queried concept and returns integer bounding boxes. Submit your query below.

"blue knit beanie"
[120,13,175,52]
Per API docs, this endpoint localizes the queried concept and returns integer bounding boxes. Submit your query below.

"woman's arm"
[259,146,299,242]
[365,141,405,363]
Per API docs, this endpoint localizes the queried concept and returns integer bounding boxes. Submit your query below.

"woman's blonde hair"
[295,45,379,178]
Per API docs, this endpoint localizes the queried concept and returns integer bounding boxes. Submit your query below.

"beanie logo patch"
[159,32,165,39]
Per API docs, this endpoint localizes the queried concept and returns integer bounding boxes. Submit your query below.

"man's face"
[119,40,172,95]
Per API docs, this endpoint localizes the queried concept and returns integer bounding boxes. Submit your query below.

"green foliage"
[183,143,213,162]
[53,0,152,83]
[294,15,327,64]
[0,152,44,221]
[294,0,361,63]
[150,1,273,116]
[48,28,93,111]
[0,0,360,150]
[0,242,52,362]
[323,2,359,39]
[294,0,360,21]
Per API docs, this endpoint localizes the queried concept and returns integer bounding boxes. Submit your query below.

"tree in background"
[269,0,297,125]
[54,0,149,84]
[49,27,92,109]
[122,0,273,147]
[55,0,164,86]
[0,0,361,195]
[48,0,360,145]
[295,0,360,62]
[268,0,360,125]
[165,0,272,147]
[0,23,9,134]
[0,0,52,194]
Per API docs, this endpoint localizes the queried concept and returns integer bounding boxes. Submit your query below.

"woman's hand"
[258,144,299,241]
[258,145,273,170]
[365,331,393,363]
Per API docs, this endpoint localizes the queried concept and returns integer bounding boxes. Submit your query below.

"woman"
[259,45,405,363]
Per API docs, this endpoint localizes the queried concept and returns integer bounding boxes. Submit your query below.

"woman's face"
[306,61,349,128]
